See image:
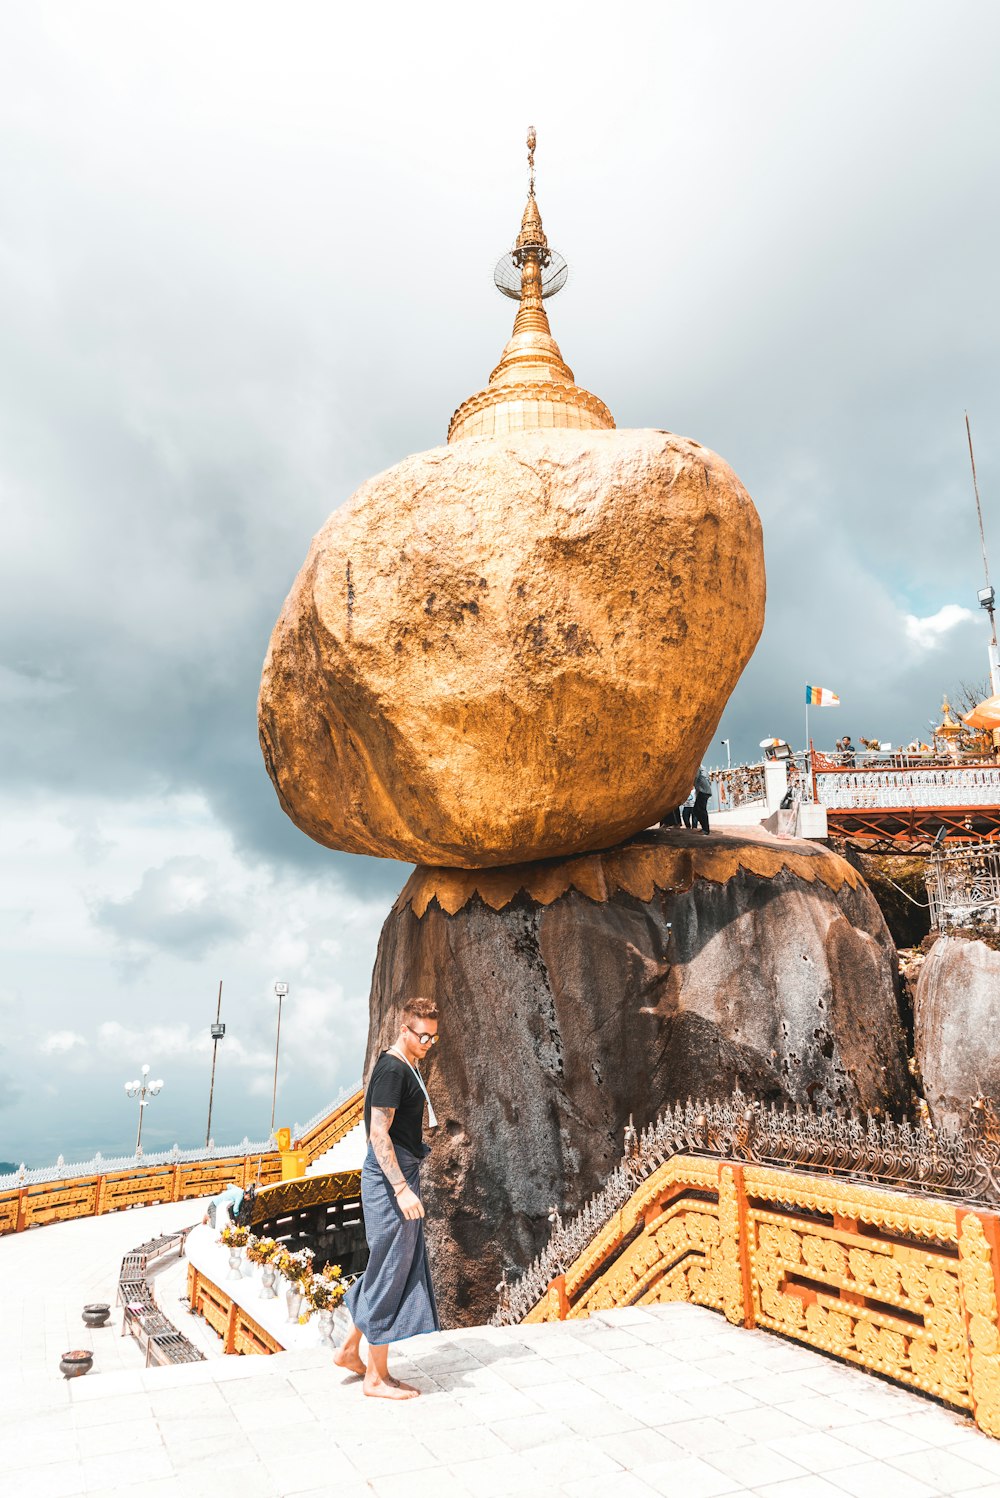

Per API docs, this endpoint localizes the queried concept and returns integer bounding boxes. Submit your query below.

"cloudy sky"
[1,2,998,1166]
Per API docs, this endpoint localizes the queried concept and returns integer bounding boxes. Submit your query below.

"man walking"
[334,997,441,1399]
[693,763,713,835]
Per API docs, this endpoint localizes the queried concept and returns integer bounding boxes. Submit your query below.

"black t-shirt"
[364,1052,426,1160]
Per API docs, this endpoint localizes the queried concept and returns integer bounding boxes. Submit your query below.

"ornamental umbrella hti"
[963,694,1000,731]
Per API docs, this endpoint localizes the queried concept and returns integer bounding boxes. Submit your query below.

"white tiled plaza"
[5,1199,1000,1497]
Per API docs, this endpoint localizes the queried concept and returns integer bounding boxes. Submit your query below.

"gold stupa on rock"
[259,126,765,869]
[447,128,615,443]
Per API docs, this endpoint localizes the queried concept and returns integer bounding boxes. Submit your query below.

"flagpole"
[805,697,810,799]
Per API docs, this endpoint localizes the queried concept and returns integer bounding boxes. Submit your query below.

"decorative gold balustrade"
[186,1264,284,1355]
[518,1155,1000,1438]
[0,1089,365,1238]
[294,1089,364,1160]
[0,1155,283,1236]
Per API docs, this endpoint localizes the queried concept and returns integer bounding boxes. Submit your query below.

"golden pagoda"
[447,128,615,443]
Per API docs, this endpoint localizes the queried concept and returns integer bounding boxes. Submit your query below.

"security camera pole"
[205,979,225,1147]
[270,982,288,1136]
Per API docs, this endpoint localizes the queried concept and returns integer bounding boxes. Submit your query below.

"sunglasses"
[405,1024,439,1046]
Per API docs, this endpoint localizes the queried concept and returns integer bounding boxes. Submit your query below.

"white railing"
[927,844,1000,933]
[816,767,1000,810]
[813,749,996,771]
[292,1083,359,1141]
[0,1086,365,1192]
[0,1134,278,1192]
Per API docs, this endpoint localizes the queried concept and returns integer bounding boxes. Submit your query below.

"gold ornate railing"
[513,1154,1000,1439]
[252,1168,362,1224]
[0,1153,284,1236]
[186,1264,284,1355]
[0,1087,366,1238]
[295,1088,364,1161]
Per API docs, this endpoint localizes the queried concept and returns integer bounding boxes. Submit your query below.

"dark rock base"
[366,828,910,1327]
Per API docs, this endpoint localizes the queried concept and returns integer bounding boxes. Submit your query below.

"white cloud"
[904,605,975,650]
[40,1030,87,1055]
[0,786,388,1161]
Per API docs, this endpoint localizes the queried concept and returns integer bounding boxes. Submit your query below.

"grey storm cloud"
[94,855,248,960]
[2,1,1000,1161]
[2,1,998,835]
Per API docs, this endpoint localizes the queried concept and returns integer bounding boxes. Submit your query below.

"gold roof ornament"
[936,697,963,739]
[447,127,615,443]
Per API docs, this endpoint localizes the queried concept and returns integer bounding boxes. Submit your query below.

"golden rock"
[259,131,765,866]
[258,425,765,867]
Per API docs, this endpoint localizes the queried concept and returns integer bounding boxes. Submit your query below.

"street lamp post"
[270,982,288,1136]
[720,738,731,769]
[206,979,225,1148]
[124,1065,164,1157]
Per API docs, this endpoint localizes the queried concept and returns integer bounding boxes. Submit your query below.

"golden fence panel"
[189,1266,234,1347]
[232,1306,283,1356]
[252,1168,362,1225]
[295,1089,364,1163]
[257,1154,283,1187]
[100,1168,176,1214]
[186,1264,284,1356]
[747,1198,969,1410]
[517,1152,1000,1439]
[20,1177,100,1227]
[0,1101,334,1238]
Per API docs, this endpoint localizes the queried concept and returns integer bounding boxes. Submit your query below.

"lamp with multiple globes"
[123,1064,164,1157]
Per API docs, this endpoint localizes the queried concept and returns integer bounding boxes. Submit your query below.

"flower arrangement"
[220,1223,249,1248]
[244,1235,279,1266]
[275,1246,314,1289]
[299,1262,348,1319]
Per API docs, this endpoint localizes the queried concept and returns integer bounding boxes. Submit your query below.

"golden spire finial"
[446,127,615,443]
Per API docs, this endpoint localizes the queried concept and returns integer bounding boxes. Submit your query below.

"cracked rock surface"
[365,828,910,1326]
[258,429,765,867]
[915,933,1000,1129]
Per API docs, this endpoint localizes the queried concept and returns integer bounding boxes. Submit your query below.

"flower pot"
[260,1264,278,1300]
[81,1303,110,1329]
[285,1287,303,1323]
[315,1309,334,1347]
[226,1248,243,1282]
[60,1349,93,1379]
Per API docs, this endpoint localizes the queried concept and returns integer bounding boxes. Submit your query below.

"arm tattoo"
[369,1106,406,1193]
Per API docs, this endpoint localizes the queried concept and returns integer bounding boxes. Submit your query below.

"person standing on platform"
[681,786,697,828]
[334,997,441,1399]
[693,764,712,835]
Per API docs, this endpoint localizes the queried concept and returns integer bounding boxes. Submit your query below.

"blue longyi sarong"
[345,1142,440,1345]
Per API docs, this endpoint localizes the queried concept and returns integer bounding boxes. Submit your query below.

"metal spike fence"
[492,1089,1000,1326]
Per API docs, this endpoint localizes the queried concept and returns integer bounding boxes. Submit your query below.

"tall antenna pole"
[967,413,1000,693]
[205,979,223,1147]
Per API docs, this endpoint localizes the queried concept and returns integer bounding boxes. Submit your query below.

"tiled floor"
[4,1202,1000,1496]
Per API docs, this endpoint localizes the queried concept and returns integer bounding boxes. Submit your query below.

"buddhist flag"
[805,685,840,706]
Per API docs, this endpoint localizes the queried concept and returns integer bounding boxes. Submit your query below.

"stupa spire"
[447,128,615,443]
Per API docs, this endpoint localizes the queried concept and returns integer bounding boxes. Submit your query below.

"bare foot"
[386,1374,420,1394]
[364,1377,419,1400]
[333,1347,366,1377]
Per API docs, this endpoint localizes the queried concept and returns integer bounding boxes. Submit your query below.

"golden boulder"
[258,426,765,867]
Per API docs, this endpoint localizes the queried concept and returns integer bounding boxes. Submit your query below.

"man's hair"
[403,996,439,1022]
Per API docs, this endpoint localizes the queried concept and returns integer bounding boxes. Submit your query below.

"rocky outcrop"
[914,933,1000,1129]
[366,828,909,1326]
[258,428,764,868]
